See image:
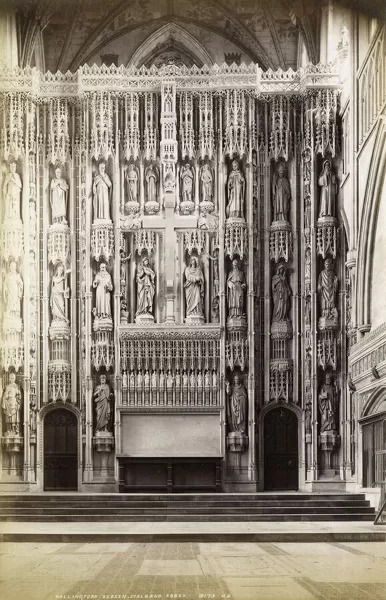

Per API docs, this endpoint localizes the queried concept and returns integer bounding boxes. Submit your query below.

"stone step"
[0,493,367,501]
[0,505,375,515]
[0,513,375,522]
[0,499,371,508]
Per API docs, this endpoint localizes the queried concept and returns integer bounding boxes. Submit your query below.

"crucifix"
[142,211,197,322]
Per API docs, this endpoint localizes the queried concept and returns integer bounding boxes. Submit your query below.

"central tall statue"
[272,262,291,322]
[226,374,248,434]
[93,161,112,221]
[93,374,112,434]
[272,162,291,222]
[93,263,113,319]
[184,256,205,320]
[50,262,70,323]
[136,257,156,317]
[50,166,69,224]
[227,259,246,318]
[2,372,22,435]
[226,159,245,220]
[3,259,23,321]
[3,161,22,221]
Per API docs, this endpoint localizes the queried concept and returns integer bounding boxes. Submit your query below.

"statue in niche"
[272,162,291,222]
[120,300,129,324]
[50,262,70,323]
[122,371,128,388]
[271,262,291,322]
[184,256,205,320]
[136,257,156,317]
[2,372,22,435]
[226,373,247,434]
[305,402,312,434]
[305,349,312,382]
[145,165,158,204]
[205,371,211,388]
[3,161,22,221]
[175,370,181,388]
[317,258,338,320]
[318,159,336,218]
[151,370,158,388]
[318,371,338,433]
[92,263,113,319]
[226,159,245,220]
[144,370,150,388]
[200,164,213,203]
[50,166,69,224]
[93,374,112,434]
[119,249,131,297]
[181,164,194,203]
[126,164,138,203]
[227,258,247,318]
[3,259,23,321]
[190,370,196,387]
[305,248,311,281]
[93,161,112,221]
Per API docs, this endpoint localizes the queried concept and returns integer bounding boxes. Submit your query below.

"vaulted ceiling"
[13,0,383,73]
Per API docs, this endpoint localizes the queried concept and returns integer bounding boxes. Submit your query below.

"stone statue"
[318,159,336,218]
[50,262,70,323]
[2,372,22,435]
[226,159,245,219]
[3,161,22,221]
[120,300,129,324]
[93,161,112,221]
[92,263,113,319]
[184,256,205,319]
[318,371,337,433]
[226,373,247,434]
[200,164,213,202]
[93,374,112,433]
[50,166,69,224]
[317,258,338,320]
[227,258,246,318]
[272,162,291,222]
[145,165,158,203]
[119,249,131,297]
[3,260,23,320]
[272,262,291,322]
[126,164,138,203]
[136,257,156,317]
[305,402,312,434]
[181,164,194,203]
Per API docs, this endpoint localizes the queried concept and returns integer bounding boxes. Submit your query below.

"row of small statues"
[1,158,336,226]
[120,369,219,389]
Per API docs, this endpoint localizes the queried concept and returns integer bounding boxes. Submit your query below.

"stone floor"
[1,541,385,600]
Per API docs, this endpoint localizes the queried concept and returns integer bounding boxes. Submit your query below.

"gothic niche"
[198,162,218,230]
[135,255,156,324]
[270,161,292,262]
[184,255,205,325]
[318,257,339,330]
[1,371,23,473]
[93,262,113,331]
[317,158,338,259]
[225,158,247,260]
[91,160,114,262]
[226,371,248,456]
[180,162,195,215]
[144,163,160,214]
[92,373,115,472]
[1,160,24,263]
[318,370,340,474]
[48,164,71,266]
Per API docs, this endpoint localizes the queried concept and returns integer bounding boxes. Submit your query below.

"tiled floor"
[0,541,385,600]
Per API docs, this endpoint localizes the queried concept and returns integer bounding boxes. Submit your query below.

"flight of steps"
[0,493,376,522]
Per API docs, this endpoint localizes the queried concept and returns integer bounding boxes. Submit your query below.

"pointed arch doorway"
[44,408,78,490]
[264,407,298,491]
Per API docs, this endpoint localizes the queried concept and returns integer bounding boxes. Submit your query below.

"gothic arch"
[258,401,304,490]
[127,23,214,68]
[356,120,386,330]
[37,402,81,491]
[361,386,386,418]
